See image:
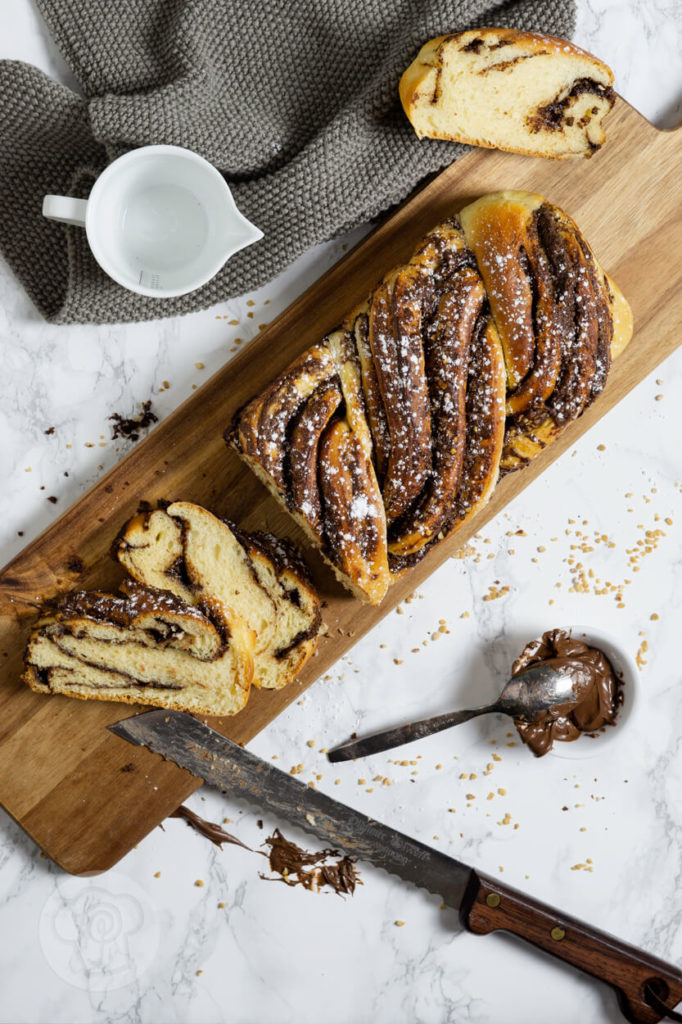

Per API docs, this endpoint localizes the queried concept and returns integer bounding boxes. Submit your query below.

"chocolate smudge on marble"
[170,805,253,851]
[109,400,158,442]
[168,809,359,896]
[261,828,359,895]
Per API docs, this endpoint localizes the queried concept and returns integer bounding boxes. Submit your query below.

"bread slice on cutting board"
[23,580,255,717]
[24,500,322,714]
[399,28,615,159]
[112,501,321,690]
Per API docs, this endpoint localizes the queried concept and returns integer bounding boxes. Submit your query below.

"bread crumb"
[636,640,648,670]
[195,880,204,887]
[153,871,161,878]
[395,920,405,927]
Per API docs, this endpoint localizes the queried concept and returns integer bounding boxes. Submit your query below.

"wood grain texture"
[1,99,680,875]
[462,872,682,1023]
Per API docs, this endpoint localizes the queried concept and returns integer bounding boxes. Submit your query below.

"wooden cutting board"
[1,99,679,875]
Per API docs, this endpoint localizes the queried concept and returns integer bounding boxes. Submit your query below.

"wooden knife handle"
[460,871,682,1023]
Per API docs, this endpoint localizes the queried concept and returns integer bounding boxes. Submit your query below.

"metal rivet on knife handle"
[486,892,501,908]
[551,926,566,941]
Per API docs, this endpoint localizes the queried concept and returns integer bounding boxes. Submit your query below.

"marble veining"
[1,1,682,1022]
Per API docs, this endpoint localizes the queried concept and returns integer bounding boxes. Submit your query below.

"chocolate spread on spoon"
[512,629,622,757]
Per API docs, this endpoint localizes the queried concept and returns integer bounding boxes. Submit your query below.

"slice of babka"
[399,29,615,159]
[23,580,254,717]
[112,501,321,690]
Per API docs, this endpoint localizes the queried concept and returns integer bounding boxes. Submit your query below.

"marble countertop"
[1,3,681,1022]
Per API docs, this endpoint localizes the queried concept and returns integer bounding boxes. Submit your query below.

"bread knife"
[109,709,682,1024]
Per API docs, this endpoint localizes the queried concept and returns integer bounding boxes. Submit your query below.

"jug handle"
[42,196,88,227]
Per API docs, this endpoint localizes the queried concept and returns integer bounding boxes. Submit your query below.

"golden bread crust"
[400,28,615,159]
[229,191,633,601]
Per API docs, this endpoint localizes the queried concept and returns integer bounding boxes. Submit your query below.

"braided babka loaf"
[229,191,633,605]
[112,501,321,690]
[23,580,255,716]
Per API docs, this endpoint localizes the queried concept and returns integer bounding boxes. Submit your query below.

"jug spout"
[227,209,264,256]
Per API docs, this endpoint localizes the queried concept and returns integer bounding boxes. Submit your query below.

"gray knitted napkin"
[0,0,574,324]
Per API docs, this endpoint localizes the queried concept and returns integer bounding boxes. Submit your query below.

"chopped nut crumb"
[636,640,648,670]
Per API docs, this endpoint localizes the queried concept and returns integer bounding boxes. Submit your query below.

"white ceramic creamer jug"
[43,145,263,298]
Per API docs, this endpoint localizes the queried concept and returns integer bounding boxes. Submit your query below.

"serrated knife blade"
[109,708,682,1024]
[109,708,471,908]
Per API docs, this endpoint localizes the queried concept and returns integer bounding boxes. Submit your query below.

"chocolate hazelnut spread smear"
[512,629,622,757]
[262,828,359,895]
[109,400,158,442]
[170,809,359,896]
[170,805,252,851]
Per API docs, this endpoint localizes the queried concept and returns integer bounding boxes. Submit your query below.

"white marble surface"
[1,3,682,1022]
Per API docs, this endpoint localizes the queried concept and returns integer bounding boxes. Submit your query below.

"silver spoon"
[326,661,582,762]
